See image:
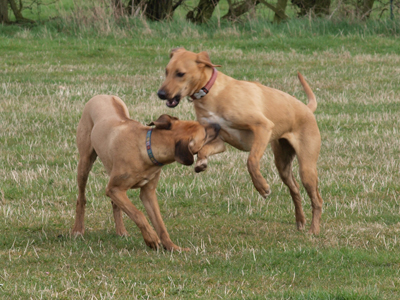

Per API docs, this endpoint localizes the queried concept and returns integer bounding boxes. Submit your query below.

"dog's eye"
[176,72,185,78]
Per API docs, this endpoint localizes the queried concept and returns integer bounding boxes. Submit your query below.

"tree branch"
[258,0,289,19]
[8,0,34,23]
[172,0,185,11]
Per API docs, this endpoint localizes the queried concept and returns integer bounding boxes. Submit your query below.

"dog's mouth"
[166,95,181,108]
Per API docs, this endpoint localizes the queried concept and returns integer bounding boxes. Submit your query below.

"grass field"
[1,13,400,299]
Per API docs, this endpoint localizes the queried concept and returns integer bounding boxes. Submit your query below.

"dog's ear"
[147,114,179,130]
[196,51,222,68]
[170,47,185,59]
[174,139,194,166]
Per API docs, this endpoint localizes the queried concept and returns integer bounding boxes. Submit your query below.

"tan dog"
[72,95,220,250]
[157,48,323,234]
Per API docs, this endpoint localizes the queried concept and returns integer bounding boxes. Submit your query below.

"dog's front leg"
[106,185,161,250]
[194,137,226,173]
[247,121,274,198]
[140,184,189,252]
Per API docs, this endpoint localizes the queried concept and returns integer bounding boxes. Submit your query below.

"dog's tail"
[298,72,317,113]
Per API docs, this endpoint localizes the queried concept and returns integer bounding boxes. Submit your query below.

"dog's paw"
[296,221,306,231]
[71,226,85,236]
[145,238,161,250]
[72,230,84,236]
[261,189,271,198]
[307,225,320,235]
[164,242,191,252]
[116,229,129,236]
[194,159,208,173]
[143,230,161,250]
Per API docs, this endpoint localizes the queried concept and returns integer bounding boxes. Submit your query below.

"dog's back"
[77,95,139,173]
[80,95,130,126]
[77,95,131,141]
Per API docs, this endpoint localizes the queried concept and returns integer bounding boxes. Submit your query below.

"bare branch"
[259,0,289,19]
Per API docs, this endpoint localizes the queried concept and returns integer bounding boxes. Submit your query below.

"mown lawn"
[1,16,400,299]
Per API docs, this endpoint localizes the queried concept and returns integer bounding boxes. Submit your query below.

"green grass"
[1,15,400,299]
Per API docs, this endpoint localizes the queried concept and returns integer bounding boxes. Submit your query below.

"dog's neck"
[145,129,176,166]
[145,129,164,166]
[194,68,230,103]
[190,67,217,100]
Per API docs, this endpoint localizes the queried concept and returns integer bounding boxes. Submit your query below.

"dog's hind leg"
[111,201,129,236]
[295,133,323,235]
[271,139,306,231]
[72,121,97,235]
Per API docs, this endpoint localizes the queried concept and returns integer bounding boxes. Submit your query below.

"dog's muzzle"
[157,90,168,100]
[166,95,181,108]
[157,90,181,108]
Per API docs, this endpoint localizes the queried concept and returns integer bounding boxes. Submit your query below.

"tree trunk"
[126,0,173,20]
[187,0,220,24]
[1,0,34,24]
[361,0,375,19]
[222,0,258,20]
[145,0,173,20]
[0,0,10,24]
[8,0,24,20]
[273,0,288,22]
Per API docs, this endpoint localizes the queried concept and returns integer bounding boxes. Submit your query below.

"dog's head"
[157,48,221,108]
[148,114,220,165]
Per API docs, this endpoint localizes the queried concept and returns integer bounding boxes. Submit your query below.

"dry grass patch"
[1,25,400,298]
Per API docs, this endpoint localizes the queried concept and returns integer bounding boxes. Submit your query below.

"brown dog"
[72,95,220,250]
[157,48,323,234]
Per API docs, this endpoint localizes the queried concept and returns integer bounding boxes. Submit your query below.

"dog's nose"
[157,90,167,100]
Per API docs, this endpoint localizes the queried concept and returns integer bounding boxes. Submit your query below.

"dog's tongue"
[166,99,179,108]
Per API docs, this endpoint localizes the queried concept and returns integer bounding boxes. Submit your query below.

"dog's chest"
[131,173,156,189]
[136,179,149,187]
[199,111,253,151]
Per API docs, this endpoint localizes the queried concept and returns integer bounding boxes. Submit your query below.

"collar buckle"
[190,68,217,101]
[193,88,208,99]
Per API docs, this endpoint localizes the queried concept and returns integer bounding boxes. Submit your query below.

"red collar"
[190,68,218,100]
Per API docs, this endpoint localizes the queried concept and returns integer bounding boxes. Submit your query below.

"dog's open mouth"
[166,95,181,108]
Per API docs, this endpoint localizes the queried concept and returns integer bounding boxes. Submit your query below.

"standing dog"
[72,95,220,251]
[157,48,323,234]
